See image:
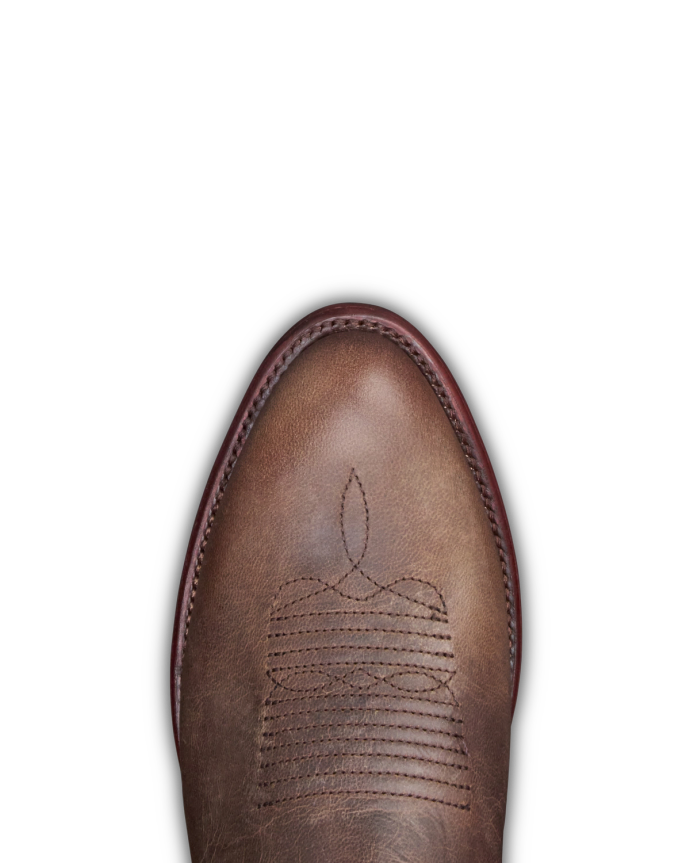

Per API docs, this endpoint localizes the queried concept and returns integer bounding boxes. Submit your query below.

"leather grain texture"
[172,304,521,862]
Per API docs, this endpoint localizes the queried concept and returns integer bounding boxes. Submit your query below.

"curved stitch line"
[267,644,454,659]
[270,563,365,614]
[273,491,373,611]
[258,768,470,792]
[257,789,470,811]
[354,574,447,615]
[272,565,360,595]
[340,469,370,567]
[268,627,451,640]
[268,667,456,696]
[260,733,468,756]
[259,750,469,772]
[272,581,335,614]
[262,719,465,740]
[272,574,446,616]
[182,317,516,673]
[264,704,463,723]
[270,544,447,616]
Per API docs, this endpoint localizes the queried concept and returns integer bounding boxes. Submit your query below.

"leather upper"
[179,328,513,862]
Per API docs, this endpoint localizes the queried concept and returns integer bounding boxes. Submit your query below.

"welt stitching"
[268,627,451,640]
[260,733,467,755]
[262,719,465,740]
[258,768,470,792]
[264,704,463,723]
[267,644,453,658]
[257,789,470,810]
[259,751,469,771]
[182,317,516,670]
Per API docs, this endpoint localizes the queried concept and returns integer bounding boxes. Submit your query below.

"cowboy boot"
[171,303,521,862]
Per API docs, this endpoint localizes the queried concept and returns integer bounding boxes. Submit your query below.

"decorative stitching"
[382,673,458,701]
[258,769,470,792]
[268,660,454,673]
[256,469,470,810]
[257,790,471,810]
[263,704,463,723]
[261,720,465,741]
[340,468,369,567]
[267,644,454,659]
[268,666,457,697]
[372,577,446,615]
[260,734,467,756]
[263,691,456,707]
[182,316,516,668]
[259,751,469,771]
[271,610,448,623]
[272,575,447,616]
[268,627,451,640]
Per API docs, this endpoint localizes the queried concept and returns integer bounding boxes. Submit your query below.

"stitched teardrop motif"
[257,469,470,811]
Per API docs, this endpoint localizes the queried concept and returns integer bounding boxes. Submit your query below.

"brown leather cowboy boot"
[171,303,521,862]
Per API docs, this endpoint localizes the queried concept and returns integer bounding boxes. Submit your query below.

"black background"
[114,296,597,863]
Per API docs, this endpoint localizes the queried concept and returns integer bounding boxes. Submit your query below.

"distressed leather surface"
[179,330,512,862]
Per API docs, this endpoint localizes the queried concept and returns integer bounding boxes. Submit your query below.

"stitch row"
[257,789,471,810]
[267,644,454,659]
[260,732,468,756]
[268,626,451,640]
[262,719,465,741]
[268,667,456,697]
[264,690,456,708]
[259,750,469,772]
[258,768,471,792]
[182,317,515,673]
[270,609,449,623]
[264,704,462,724]
[269,659,454,674]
